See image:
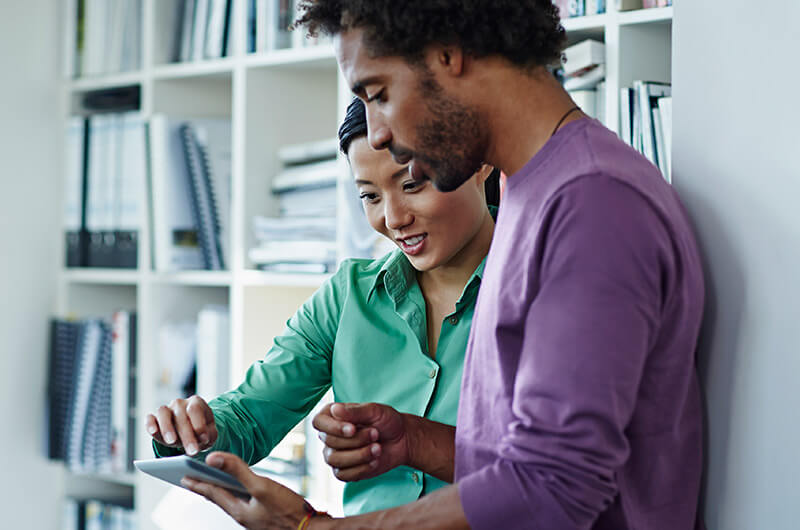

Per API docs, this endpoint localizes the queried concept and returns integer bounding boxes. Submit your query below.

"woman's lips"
[398,233,428,256]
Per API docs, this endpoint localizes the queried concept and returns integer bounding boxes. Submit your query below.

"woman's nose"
[384,197,413,231]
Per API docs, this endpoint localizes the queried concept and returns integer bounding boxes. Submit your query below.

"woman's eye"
[359,192,378,203]
[403,180,425,192]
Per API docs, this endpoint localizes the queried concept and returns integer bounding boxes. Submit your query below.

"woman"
[146,98,497,516]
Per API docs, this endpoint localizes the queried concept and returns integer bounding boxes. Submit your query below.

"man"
[183,2,705,529]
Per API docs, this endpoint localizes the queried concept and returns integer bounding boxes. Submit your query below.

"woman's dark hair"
[297,0,566,69]
[338,97,368,155]
[338,97,500,206]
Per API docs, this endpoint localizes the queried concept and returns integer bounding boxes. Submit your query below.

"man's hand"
[145,395,218,456]
[182,452,313,530]
[312,402,410,482]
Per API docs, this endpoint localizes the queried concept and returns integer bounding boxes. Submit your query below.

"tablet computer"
[134,455,250,499]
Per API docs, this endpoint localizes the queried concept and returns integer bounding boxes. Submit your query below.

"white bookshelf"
[55,1,673,528]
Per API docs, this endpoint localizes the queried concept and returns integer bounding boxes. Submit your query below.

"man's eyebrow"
[351,76,382,96]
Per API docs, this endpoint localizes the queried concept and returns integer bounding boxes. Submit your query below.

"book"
[196,306,230,400]
[272,159,339,192]
[563,63,605,91]
[111,311,137,472]
[658,96,673,181]
[619,87,634,146]
[652,107,668,180]
[278,137,338,167]
[616,0,643,10]
[633,80,671,167]
[180,0,197,62]
[205,0,231,59]
[85,114,115,267]
[113,112,146,269]
[568,0,585,17]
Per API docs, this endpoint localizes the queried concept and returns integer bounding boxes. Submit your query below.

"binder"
[64,117,89,267]
[86,114,116,267]
[180,123,225,270]
[149,115,205,271]
[111,311,137,472]
[47,320,82,460]
[114,113,146,269]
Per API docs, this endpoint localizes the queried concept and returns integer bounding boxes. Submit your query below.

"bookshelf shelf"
[618,6,673,26]
[562,13,609,32]
[68,471,138,488]
[69,71,145,91]
[61,268,140,285]
[244,44,337,70]
[240,270,331,288]
[151,59,236,81]
[148,270,233,286]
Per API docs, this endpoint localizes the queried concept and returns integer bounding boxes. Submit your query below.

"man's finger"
[330,402,384,427]
[332,462,379,482]
[313,408,357,437]
[325,443,381,469]
[319,427,378,449]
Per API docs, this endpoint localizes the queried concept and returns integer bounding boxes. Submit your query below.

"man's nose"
[366,109,392,151]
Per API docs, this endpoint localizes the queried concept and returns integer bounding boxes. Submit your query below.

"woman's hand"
[312,402,411,481]
[145,395,218,456]
[181,452,313,530]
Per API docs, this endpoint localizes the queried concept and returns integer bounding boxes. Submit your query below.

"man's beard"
[411,73,487,192]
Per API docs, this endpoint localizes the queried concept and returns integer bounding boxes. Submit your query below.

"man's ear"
[427,45,466,78]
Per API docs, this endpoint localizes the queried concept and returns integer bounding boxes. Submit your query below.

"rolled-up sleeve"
[154,269,345,463]
[458,177,670,528]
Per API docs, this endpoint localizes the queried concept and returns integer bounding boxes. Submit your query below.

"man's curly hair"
[295,0,567,69]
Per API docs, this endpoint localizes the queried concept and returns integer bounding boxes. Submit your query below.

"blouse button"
[428,368,437,379]
[448,315,459,325]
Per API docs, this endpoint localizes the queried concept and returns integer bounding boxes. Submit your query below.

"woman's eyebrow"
[355,166,410,186]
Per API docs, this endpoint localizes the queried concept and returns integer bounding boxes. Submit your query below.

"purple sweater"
[455,119,705,529]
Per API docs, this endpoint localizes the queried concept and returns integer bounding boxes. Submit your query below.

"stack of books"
[63,499,135,529]
[620,81,672,181]
[74,0,142,77]
[618,0,672,11]
[249,139,338,274]
[562,39,607,124]
[169,0,234,63]
[47,312,137,474]
[552,0,606,19]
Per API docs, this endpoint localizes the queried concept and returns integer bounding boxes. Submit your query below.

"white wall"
[0,0,65,527]
[672,2,800,528]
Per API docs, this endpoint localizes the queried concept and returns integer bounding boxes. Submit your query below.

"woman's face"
[348,137,491,272]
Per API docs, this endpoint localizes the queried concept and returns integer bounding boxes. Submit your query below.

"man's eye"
[367,89,385,103]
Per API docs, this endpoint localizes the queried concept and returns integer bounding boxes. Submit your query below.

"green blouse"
[155,247,485,515]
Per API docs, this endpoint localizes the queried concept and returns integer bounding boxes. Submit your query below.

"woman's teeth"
[402,235,425,246]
